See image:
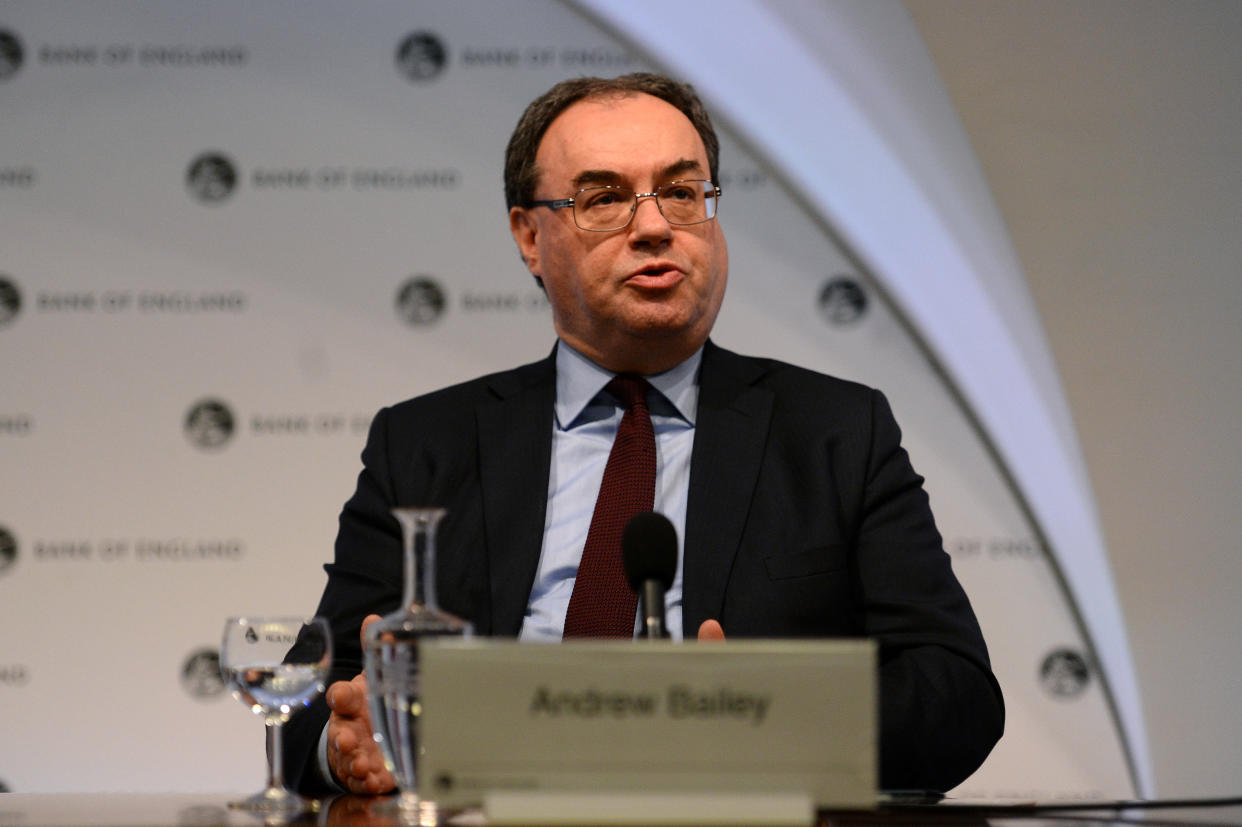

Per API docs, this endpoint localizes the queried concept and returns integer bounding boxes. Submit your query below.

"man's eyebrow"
[571,169,626,189]
[569,159,707,191]
[660,159,705,181]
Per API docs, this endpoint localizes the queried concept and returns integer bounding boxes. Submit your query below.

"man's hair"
[504,72,720,210]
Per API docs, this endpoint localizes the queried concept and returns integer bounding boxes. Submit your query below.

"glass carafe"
[363,507,471,824]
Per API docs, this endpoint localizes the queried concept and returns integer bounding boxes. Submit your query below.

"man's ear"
[509,206,540,277]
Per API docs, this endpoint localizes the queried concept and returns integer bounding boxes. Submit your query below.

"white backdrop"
[0,0,1141,799]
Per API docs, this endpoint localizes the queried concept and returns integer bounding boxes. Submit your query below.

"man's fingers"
[326,651,390,792]
[360,614,382,644]
[326,679,365,717]
[365,769,395,794]
[325,615,402,795]
[329,716,393,792]
[335,735,394,794]
[349,768,391,796]
[333,722,358,755]
[347,748,379,780]
[697,619,726,641]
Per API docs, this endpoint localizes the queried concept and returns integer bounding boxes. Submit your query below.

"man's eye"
[583,191,624,209]
[662,185,696,201]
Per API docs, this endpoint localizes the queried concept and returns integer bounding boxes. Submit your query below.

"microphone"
[622,511,678,640]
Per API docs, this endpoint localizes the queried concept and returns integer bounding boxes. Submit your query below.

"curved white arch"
[570,0,1152,796]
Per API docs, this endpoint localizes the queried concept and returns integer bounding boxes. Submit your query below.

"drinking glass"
[365,508,471,824]
[220,615,332,815]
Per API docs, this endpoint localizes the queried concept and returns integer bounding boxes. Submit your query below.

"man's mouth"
[626,263,684,289]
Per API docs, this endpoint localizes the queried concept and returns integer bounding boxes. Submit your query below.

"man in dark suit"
[284,73,1003,797]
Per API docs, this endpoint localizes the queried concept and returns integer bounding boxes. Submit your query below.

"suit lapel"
[477,351,557,636]
[682,342,774,637]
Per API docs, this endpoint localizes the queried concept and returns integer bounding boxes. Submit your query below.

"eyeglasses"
[528,179,722,232]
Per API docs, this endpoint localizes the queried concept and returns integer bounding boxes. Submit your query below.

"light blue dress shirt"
[518,341,701,642]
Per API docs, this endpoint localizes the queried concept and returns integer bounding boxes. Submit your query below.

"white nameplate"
[418,639,876,819]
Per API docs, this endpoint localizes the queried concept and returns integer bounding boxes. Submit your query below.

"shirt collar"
[555,339,702,430]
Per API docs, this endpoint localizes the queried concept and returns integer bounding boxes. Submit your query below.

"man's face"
[510,93,728,374]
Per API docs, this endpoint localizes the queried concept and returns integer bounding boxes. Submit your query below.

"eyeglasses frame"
[527,178,723,232]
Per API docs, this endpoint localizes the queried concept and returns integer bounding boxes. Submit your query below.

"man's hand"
[697,619,726,641]
[325,614,395,795]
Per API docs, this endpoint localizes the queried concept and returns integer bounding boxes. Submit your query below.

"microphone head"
[622,511,678,592]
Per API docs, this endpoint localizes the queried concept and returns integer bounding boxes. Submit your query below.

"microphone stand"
[640,579,668,639]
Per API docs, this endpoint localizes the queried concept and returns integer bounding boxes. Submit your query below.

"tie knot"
[606,374,650,410]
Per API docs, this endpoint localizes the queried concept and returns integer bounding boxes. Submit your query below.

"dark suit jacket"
[284,340,1004,794]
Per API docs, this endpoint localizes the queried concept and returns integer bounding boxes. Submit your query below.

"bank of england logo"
[180,647,226,700]
[396,275,447,326]
[395,31,448,81]
[0,30,23,81]
[0,276,20,328]
[818,276,868,326]
[818,276,868,325]
[186,152,238,204]
[1039,648,1091,699]
[184,398,235,450]
[0,525,17,577]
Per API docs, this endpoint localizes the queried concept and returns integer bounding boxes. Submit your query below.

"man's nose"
[628,193,673,241]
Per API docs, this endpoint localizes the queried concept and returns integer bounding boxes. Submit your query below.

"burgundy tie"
[562,375,656,638]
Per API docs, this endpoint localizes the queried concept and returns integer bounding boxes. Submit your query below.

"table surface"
[2,793,1242,827]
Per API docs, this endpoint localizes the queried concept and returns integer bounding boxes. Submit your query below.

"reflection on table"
[0,793,1240,827]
